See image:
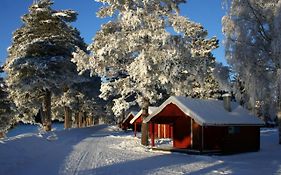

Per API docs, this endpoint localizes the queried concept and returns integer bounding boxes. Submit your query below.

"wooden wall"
[202,126,260,153]
[121,114,134,130]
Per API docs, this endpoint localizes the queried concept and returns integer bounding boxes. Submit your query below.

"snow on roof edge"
[144,96,264,126]
[122,111,138,124]
[129,110,142,124]
[130,107,157,124]
[143,96,205,125]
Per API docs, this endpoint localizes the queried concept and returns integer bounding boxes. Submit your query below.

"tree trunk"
[40,106,44,125]
[64,106,72,129]
[86,116,92,127]
[141,98,150,146]
[89,116,93,126]
[277,111,281,144]
[42,90,52,131]
[81,114,84,127]
[82,112,86,127]
[84,112,88,127]
[0,131,5,138]
[78,111,84,128]
[86,117,89,127]
[73,112,78,128]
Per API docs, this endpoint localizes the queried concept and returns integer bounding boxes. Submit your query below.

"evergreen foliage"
[0,67,16,134]
[73,0,219,117]
[4,0,87,127]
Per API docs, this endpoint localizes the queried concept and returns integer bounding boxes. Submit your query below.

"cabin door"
[173,116,191,149]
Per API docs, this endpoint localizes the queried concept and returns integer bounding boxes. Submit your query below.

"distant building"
[121,111,137,130]
[130,107,158,136]
[129,107,173,138]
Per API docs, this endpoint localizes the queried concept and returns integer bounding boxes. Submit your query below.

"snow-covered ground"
[6,122,64,137]
[0,125,280,175]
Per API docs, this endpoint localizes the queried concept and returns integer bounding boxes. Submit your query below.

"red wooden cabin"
[144,96,264,154]
[130,107,172,138]
[121,111,137,130]
[129,110,144,136]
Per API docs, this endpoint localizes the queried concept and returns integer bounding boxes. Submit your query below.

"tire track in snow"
[59,126,122,175]
[73,147,89,174]
[60,127,179,175]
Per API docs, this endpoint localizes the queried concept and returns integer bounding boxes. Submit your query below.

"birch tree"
[74,0,218,145]
[4,0,87,131]
[223,0,281,143]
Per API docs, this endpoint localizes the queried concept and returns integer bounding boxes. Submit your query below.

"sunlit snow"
[0,125,280,175]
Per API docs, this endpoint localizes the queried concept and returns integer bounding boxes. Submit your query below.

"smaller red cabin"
[129,110,143,136]
[121,111,137,130]
[130,107,172,138]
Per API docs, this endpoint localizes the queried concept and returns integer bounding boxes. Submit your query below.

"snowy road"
[0,125,281,175]
[60,126,128,174]
[59,125,221,175]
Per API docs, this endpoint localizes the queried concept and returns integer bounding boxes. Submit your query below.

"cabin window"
[228,126,240,134]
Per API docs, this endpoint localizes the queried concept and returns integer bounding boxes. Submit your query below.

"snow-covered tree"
[223,0,281,143]
[213,62,231,92]
[59,73,103,128]
[48,73,101,128]
[74,0,218,145]
[0,67,16,137]
[169,54,222,99]
[4,0,87,131]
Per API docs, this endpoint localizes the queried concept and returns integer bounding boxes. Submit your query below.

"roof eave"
[201,123,265,127]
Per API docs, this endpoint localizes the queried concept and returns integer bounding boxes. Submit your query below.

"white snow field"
[0,125,280,175]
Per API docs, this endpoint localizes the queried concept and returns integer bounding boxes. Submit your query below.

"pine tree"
[0,67,16,138]
[4,0,87,131]
[74,0,218,145]
[57,73,103,128]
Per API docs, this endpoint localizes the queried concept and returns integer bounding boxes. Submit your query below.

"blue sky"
[0,0,227,65]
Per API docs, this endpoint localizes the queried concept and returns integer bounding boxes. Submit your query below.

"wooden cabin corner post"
[151,122,155,147]
[201,125,204,152]
[191,118,193,149]
[163,125,167,138]
[170,123,173,139]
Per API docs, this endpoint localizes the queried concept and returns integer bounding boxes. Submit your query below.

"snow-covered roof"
[130,107,158,124]
[122,111,138,124]
[144,96,264,126]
